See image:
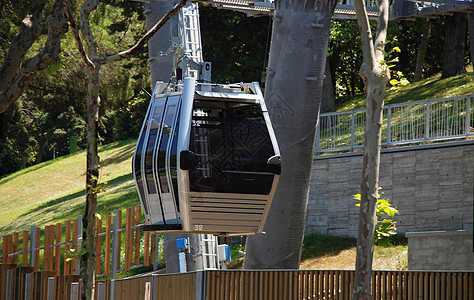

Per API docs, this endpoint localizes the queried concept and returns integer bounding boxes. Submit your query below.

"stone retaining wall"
[406,230,474,270]
[306,142,474,238]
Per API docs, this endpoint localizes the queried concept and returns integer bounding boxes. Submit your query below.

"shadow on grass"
[100,141,136,168]
[1,174,140,236]
[300,233,357,261]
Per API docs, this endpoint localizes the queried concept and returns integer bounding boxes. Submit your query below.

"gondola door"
[155,94,182,224]
[134,93,167,225]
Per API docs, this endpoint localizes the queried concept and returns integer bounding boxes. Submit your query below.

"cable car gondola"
[133,77,281,236]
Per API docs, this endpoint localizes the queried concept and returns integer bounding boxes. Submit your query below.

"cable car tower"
[133,3,281,237]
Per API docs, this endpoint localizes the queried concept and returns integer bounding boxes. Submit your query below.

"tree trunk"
[442,13,467,78]
[79,1,100,299]
[243,0,337,269]
[81,65,100,300]
[414,19,431,82]
[468,12,474,77]
[321,57,335,113]
[351,0,389,297]
[352,73,386,299]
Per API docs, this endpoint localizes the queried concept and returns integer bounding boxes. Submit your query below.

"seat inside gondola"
[133,78,280,236]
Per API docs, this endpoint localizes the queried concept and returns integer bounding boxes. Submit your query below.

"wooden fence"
[1,265,474,299]
[1,206,162,279]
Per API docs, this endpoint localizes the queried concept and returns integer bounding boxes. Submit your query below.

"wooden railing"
[1,206,162,279]
[2,266,474,299]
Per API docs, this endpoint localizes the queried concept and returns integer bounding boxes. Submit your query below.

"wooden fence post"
[105,212,111,277]
[65,221,71,275]
[29,226,36,268]
[34,227,40,271]
[55,223,62,276]
[44,226,51,271]
[72,219,78,275]
[96,217,102,276]
[111,210,119,279]
[135,206,141,266]
[150,234,156,270]
[22,230,29,267]
[13,232,19,265]
[116,210,122,274]
[125,208,131,271]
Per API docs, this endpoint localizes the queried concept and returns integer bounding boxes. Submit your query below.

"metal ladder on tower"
[200,234,219,270]
[179,4,219,270]
[179,3,204,80]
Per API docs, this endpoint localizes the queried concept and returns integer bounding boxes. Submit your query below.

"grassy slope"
[0,139,140,237]
[336,71,474,111]
[2,72,469,267]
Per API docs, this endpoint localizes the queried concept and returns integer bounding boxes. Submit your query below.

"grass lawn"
[336,71,474,111]
[0,139,140,237]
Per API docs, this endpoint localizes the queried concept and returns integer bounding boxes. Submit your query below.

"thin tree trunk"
[352,0,390,297]
[468,12,474,77]
[244,0,337,269]
[442,12,467,78]
[81,65,100,300]
[321,57,335,113]
[414,19,431,82]
[352,74,385,299]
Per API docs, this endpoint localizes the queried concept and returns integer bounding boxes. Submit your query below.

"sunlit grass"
[0,139,140,237]
[299,233,408,271]
[336,71,474,111]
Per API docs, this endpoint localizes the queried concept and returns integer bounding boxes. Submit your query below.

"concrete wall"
[306,142,474,237]
[406,230,474,270]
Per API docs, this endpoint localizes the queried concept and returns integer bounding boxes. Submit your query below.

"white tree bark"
[352,0,390,298]
[243,0,338,269]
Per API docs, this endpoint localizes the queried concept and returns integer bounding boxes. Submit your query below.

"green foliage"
[328,20,365,98]
[354,189,399,245]
[0,138,24,177]
[200,3,271,83]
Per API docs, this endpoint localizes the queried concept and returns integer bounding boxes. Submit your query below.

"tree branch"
[80,0,100,60]
[353,0,376,72]
[0,0,68,114]
[0,0,47,91]
[61,0,95,70]
[98,0,187,65]
[373,0,390,62]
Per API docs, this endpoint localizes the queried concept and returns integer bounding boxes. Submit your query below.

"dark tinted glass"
[170,119,180,210]
[157,104,177,193]
[134,108,149,213]
[188,100,275,194]
[145,102,165,194]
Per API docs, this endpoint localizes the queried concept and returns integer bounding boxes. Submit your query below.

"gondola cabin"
[133,78,281,236]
